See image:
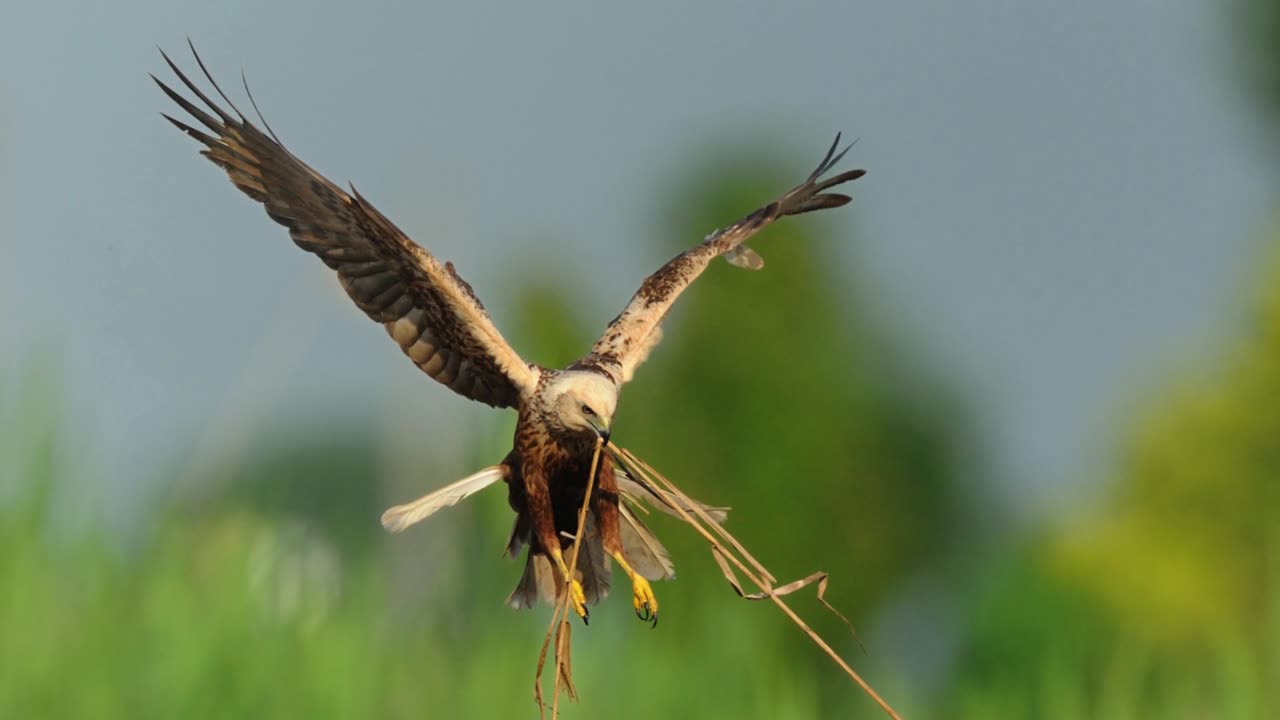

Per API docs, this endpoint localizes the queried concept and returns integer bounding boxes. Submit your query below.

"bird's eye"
[581,404,595,416]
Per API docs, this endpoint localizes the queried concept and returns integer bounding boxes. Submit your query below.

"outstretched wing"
[585,137,865,383]
[154,43,539,408]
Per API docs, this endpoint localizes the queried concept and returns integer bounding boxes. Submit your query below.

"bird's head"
[545,371,619,443]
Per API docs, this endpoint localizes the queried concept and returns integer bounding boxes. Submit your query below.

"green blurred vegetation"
[940,235,1280,717]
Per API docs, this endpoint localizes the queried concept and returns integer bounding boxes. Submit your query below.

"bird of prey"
[154,43,865,627]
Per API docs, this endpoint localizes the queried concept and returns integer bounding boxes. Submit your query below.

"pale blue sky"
[1,1,1271,523]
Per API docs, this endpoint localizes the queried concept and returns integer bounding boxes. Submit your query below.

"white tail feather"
[380,465,506,533]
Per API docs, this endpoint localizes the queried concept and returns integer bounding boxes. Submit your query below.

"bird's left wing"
[154,43,539,408]
[585,137,864,383]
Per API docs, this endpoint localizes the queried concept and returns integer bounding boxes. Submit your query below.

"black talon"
[582,607,590,626]
[650,611,659,630]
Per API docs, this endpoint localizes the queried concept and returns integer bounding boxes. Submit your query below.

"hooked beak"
[589,418,611,445]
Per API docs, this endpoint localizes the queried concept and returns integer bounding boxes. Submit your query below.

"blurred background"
[2,1,1279,717]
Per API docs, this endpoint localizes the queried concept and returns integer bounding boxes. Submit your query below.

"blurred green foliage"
[1236,0,1280,145]
[942,235,1280,717]
[1053,236,1280,647]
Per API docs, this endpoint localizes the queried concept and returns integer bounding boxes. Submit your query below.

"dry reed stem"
[612,446,903,720]
[534,437,604,719]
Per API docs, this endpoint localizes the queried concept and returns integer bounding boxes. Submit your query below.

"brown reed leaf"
[533,440,902,720]
[708,546,865,654]
[534,437,602,718]
[611,445,902,720]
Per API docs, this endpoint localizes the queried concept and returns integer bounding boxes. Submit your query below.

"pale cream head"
[545,371,619,439]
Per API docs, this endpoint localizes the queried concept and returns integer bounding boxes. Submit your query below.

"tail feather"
[506,553,557,609]
[506,511,613,609]
[505,514,529,559]
[577,513,612,604]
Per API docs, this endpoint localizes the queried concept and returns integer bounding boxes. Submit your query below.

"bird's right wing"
[155,43,539,408]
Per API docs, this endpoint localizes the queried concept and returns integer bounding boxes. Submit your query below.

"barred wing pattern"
[587,137,865,383]
[155,44,539,408]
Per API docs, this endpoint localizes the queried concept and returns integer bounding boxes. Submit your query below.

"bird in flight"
[154,42,865,627]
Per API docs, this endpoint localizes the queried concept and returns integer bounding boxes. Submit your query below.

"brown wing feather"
[587,136,866,383]
[155,43,539,408]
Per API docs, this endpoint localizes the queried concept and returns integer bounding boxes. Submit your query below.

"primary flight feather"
[155,41,864,626]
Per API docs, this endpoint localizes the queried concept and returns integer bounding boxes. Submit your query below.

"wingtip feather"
[160,112,218,147]
[186,38,249,122]
[789,193,852,215]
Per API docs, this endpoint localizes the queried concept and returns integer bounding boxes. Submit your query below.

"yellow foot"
[550,547,591,626]
[631,575,659,629]
[568,578,590,625]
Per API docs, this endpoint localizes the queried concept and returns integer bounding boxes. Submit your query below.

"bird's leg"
[589,456,657,626]
[548,546,590,624]
[518,455,590,624]
[610,550,659,628]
